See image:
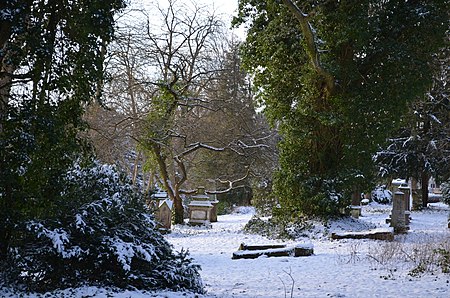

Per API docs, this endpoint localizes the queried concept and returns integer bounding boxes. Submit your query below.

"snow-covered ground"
[167,203,450,298]
[2,203,449,297]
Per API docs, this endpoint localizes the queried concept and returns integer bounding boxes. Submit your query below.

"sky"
[125,0,245,39]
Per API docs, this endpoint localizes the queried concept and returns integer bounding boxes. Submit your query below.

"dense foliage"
[0,162,203,293]
[1,0,204,294]
[234,0,448,217]
[0,0,127,259]
[376,47,450,206]
[441,182,450,206]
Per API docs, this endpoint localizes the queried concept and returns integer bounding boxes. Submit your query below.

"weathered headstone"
[398,185,411,225]
[390,191,408,234]
[155,199,173,231]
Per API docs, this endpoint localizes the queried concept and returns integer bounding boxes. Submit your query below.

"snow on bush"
[441,181,450,205]
[232,206,256,214]
[1,161,203,294]
[371,185,392,204]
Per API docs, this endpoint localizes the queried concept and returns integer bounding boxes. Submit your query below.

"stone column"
[391,191,407,234]
[350,190,361,218]
[398,185,411,225]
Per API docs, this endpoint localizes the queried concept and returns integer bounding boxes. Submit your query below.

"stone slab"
[232,243,313,259]
[331,228,394,241]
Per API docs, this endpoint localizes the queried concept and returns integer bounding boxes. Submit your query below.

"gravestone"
[155,199,173,231]
[232,243,314,259]
[398,185,411,225]
[390,191,408,234]
[188,187,213,226]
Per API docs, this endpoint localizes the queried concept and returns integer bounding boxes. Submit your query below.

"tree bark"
[421,171,429,208]
[281,0,335,94]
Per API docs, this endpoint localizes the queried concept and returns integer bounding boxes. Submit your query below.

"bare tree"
[89,1,273,224]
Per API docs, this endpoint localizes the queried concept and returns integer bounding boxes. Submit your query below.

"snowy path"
[167,204,450,298]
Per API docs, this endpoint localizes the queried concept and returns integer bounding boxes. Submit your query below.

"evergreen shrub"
[441,181,450,205]
[1,162,203,293]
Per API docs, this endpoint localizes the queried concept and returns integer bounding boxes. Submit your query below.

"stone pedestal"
[188,200,213,226]
[210,200,219,222]
[398,185,411,225]
[350,206,362,219]
[188,187,215,226]
[390,191,408,234]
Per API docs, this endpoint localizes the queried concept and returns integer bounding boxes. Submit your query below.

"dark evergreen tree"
[0,0,204,293]
[376,46,450,207]
[234,0,448,217]
[0,0,126,259]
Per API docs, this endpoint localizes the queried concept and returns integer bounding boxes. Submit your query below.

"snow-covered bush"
[244,216,313,240]
[441,182,450,205]
[371,185,392,204]
[1,162,203,293]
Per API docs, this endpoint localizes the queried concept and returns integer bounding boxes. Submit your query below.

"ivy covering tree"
[234,0,448,217]
[0,0,203,293]
[1,0,126,265]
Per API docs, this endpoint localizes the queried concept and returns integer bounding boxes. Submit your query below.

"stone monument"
[390,191,408,234]
[188,187,213,226]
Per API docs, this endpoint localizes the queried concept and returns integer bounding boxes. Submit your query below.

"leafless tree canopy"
[86,0,278,223]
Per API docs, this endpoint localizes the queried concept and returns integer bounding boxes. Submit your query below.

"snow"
[27,222,69,255]
[2,203,450,297]
[168,203,450,298]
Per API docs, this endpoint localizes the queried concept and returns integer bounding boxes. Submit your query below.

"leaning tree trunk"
[421,171,429,208]
[173,191,184,225]
[151,143,186,224]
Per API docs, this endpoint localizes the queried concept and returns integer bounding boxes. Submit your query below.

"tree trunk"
[173,192,184,225]
[131,150,141,185]
[151,144,186,224]
[351,190,360,206]
[421,172,429,208]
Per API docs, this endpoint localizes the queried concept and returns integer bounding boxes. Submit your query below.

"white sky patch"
[121,0,245,39]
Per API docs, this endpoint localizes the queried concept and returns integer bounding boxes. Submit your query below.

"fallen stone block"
[239,243,287,251]
[232,243,313,259]
[331,228,394,241]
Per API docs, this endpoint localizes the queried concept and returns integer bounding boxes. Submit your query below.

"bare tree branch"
[281,0,335,93]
